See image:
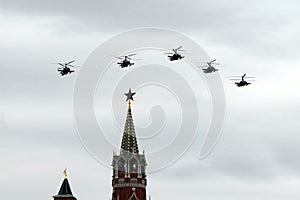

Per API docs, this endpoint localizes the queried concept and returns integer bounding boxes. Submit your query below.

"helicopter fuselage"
[118,59,134,68]
[168,53,184,61]
[58,67,74,76]
[202,66,218,74]
[235,81,250,87]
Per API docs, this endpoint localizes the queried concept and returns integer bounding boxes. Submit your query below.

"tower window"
[118,158,126,172]
[129,158,138,173]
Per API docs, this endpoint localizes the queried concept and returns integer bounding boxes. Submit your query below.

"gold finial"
[128,100,131,109]
[63,168,67,178]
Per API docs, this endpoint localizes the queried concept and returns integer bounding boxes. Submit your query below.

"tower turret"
[53,169,77,200]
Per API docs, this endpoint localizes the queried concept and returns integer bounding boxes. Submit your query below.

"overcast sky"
[1,0,300,200]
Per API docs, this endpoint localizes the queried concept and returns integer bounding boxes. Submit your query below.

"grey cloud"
[0,113,7,128]
[2,0,299,59]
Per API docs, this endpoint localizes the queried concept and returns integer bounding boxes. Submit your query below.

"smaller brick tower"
[53,169,77,200]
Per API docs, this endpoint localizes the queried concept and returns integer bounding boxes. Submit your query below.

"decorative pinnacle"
[124,88,136,102]
[63,168,67,178]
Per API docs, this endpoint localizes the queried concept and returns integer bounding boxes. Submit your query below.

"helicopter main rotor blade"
[229,75,254,78]
[127,53,137,57]
[67,60,75,65]
[164,53,174,54]
[175,46,182,50]
[114,56,124,59]
[197,61,213,64]
[229,79,241,80]
[51,62,64,67]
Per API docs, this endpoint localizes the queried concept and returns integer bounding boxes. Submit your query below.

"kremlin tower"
[111,89,148,200]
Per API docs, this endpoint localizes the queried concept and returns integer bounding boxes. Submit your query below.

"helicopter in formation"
[52,50,255,90]
[199,59,222,73]
[115,53,137,68]
[229,74,255,87]
[164,46,186,61]
[53,60,76,76]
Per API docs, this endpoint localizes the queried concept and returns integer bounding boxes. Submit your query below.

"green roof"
[120,104,139,154]
[53,194,75,198]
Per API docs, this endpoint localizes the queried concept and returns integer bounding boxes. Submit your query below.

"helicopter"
[164,46,186,61]
[53,60,76,76]
[229,74,255,87]
[115,53,137,68]
[199,59,222,73]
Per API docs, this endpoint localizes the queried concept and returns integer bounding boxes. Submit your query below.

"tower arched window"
[129,158,138,173]
[118,158,125,172]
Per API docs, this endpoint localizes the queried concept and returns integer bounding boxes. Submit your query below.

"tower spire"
[53,169,77,200]
[120,89,139,154]
[111,89,148,200]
